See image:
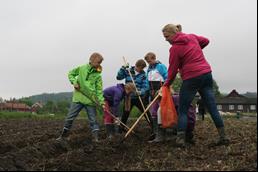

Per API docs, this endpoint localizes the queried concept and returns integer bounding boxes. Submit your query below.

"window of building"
[229,105,234,110]
[238,105,243,110]
[250,105,256,110]
[217,105,222,110]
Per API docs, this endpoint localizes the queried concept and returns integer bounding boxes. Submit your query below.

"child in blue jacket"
[116,59,154,137]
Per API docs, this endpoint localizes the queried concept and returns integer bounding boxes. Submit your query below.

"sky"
[0,0,257,100]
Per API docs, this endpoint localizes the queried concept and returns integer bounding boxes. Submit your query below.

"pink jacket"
[164,32,212,86]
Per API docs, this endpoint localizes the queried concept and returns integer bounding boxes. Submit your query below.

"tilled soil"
[0,118,257,171]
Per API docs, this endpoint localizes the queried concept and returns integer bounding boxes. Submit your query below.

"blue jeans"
[178,72,224,131]
[63,102,99,133]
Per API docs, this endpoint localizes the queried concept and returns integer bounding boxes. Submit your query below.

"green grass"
[0,105,143,121]
[0,111,66,119]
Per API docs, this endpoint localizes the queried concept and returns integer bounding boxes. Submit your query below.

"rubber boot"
[56,128,69,141]
[148,118,157,141]
[214,127,230,146]
[175,131,186,147]
[114,124,121,135]
[185,131,195,145]
[92,130,99,143]
[118,111,130,133]
[148,126,165,143]
[166,127,177,142]
[106,124,114,141]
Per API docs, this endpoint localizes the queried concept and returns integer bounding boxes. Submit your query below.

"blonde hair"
[89,52,103,63]
[144,52,156,60]
[125,83,136,92]
[162,24,182,34]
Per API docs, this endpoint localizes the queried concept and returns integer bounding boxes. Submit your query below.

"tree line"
[2,76,221,115]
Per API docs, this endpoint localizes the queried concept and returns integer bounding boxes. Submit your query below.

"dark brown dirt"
[0,118,257,171]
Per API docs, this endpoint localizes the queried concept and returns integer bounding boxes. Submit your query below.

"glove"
[122,63,129,69]
[114,117,121,125]
[102,104,106,111]
[74,84,80,90]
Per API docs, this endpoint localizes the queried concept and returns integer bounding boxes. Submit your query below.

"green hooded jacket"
[68,64,104,106]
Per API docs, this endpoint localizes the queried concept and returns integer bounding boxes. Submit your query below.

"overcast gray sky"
[0,0,257,100]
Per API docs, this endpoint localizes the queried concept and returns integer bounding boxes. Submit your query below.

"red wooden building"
[0,102,31,112]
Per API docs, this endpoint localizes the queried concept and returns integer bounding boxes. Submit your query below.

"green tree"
[171,75,221,97]
[172,74,182,93]
[40,101,57,114]
[19,97,33,106]
[213,79,221,97]
[56,101,70,114]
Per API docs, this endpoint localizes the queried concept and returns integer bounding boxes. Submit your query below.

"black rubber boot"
[175,131,186,147]
[92,130,99,143]
[148,118,157,141]
[215,127,230,146]
[56,128,69,141]
[165,127,177,142]
[106,124,114,140]
[185,131,195,145]
[148,125,165,143]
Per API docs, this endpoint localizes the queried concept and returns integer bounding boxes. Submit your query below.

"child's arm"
[116,67,128,80]
[68,66,80,85]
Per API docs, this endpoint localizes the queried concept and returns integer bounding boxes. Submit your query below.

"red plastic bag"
[160,86,178,128]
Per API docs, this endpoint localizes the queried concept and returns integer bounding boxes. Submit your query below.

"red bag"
[160,86,178,128]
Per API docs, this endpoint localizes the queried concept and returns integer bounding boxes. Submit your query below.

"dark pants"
[178,72,224,131]
[199,108,206,121]
[121,96,153,131]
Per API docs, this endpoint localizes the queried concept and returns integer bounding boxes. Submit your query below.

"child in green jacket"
[56,52,105,142]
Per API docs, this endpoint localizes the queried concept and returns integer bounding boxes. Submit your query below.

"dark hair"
[135,59,147,69]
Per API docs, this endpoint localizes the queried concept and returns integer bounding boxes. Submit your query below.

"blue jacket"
[116,66,149,98]
[147,61,168,82]
[103,84,125,116]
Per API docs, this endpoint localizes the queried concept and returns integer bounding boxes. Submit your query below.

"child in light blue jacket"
[144,52,168,141]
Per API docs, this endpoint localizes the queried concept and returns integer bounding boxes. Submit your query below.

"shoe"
[209,127,230,147]
[175,131,186,147]
[56,129,68,142]
[185,131,195,145]
[92,131,99,143]
[148,127,165,143]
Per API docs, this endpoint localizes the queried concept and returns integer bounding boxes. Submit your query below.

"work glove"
[114,117,121,126]
[122,63,129,69]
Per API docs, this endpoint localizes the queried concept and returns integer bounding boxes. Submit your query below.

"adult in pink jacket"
[162,24,229,147]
